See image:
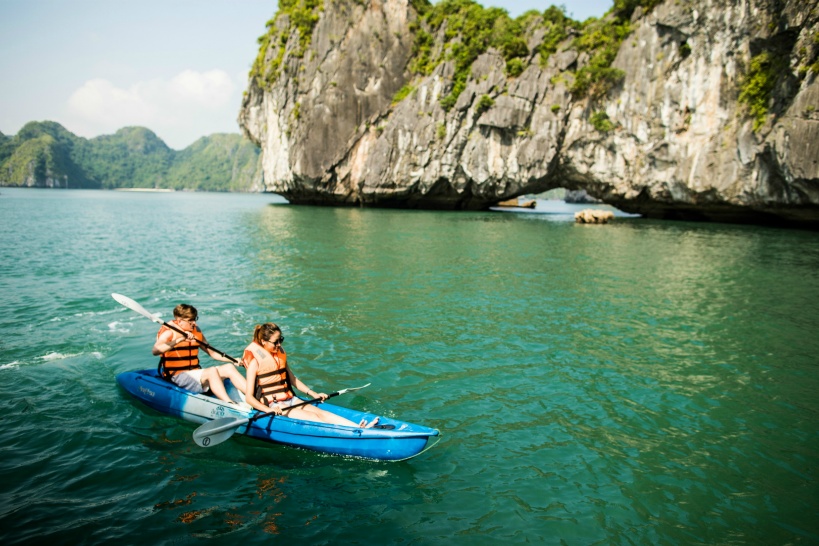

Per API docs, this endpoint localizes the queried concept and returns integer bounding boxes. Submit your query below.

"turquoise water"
[1,187,817,544]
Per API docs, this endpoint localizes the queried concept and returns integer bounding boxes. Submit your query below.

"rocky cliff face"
[240,0,819,227]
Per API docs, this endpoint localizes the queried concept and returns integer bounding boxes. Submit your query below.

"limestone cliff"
[239,0,819,227]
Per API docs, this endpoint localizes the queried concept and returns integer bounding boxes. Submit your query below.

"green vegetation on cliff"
[247,0,668,114]
[399,0,665,111]
[0,121,260,191]
[739,51,790,132]
[569,0,665,100]
[537,7,581,66]
[409,0,530,110]
[251,0,324,87]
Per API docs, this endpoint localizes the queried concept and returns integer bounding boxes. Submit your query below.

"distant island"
[0,121,262,192]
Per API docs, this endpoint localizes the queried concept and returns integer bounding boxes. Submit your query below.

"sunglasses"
[269,336,285,345]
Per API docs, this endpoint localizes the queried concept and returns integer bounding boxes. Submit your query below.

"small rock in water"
[575,209,614,224]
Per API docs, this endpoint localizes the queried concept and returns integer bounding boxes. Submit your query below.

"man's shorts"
[171,369,207,394]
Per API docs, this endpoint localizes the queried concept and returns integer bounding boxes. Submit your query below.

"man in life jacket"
[152,303,248,403]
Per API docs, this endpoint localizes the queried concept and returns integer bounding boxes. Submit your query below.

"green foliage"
[409,0,431,16]
[437,122,447,140]
[570,17,630,100]
[392,84,415,105]
[612,0,663,19]
[506,58,525,77]
[551,104,561,113]
[475,94,494,114]
[167,134,261,192]
[408,26,436,74]
[250,0,324,88]
[564,0,666,101]
[739,51,785,132]
[0,121,260,191]
[75,127,173,188]
[808,31,819,74]
[406,0,530,110]
[537,6,579,65]
[590,111,614,132]
[2,122,94,187]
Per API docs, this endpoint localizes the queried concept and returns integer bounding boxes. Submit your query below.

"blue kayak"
[116,369,439,461]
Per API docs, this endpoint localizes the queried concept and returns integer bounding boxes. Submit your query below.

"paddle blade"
[112,293,162,323]
[337,383,371,395]
[192,416,249,448]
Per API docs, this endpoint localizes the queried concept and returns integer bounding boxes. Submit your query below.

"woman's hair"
[253,323,281,345]
[173,304,198,321]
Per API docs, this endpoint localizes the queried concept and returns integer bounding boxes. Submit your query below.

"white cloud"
[170,69,234,107]
[67,78,158,126]
[65,69,238,149]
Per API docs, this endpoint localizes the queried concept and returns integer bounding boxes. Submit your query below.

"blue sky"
[0,0,612,150]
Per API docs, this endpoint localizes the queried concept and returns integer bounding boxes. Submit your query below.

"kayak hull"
[116,369,438,461]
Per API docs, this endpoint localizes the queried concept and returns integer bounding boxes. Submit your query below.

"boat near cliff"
[495,197,537,209]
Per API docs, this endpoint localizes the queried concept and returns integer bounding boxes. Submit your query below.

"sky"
[0,0,612,150]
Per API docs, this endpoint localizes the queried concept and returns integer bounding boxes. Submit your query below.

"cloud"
[170,69,234,107]
[67,78,158,126]
[65,69,238,149]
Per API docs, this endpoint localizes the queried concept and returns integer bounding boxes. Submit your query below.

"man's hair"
[173,304,198,321]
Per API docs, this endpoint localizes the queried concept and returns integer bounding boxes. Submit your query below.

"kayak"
[116,369,439,461]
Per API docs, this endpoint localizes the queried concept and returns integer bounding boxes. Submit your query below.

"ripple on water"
[1,190,818,543]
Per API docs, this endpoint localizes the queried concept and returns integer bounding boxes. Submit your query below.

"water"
[1,187,817,544]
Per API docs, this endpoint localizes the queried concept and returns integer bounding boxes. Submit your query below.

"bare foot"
[358,416,379,429]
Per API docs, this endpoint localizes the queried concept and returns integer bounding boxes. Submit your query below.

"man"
[152,303,247,403]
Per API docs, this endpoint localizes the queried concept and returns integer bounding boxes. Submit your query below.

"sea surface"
[0,187,817,545]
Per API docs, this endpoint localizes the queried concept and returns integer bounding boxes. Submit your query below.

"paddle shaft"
[192,397,331,441]
[192,386,367,446]
[159,320,240,364]
[249,391,341,423]
[112,293,241,364]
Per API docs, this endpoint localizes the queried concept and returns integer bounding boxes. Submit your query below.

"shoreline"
[113,188,175,193]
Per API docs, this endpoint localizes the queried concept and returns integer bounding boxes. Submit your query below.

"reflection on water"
[0,189,817,544]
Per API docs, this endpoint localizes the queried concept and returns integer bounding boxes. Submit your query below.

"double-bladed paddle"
[192,383,371,448]
[111,293,241,364]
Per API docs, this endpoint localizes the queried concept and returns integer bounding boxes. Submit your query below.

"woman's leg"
[283,404,379,428]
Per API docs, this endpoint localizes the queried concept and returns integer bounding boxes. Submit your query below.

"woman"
[241,323,378,428]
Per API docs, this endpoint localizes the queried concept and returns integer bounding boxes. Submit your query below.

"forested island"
[0,121,261,191]
[240,0,819,227]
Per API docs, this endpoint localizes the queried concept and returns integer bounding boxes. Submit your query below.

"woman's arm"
[288,368,327,400]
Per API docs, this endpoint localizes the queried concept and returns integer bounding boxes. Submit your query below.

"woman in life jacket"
[152,303,248,404]
[241,323,378,428]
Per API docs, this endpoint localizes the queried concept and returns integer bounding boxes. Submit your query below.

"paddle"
[192,383,371,448]
[111,293,241,364]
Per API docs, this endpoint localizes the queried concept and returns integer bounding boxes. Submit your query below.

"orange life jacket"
[243,341,292,404]
[157,323,203,379]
